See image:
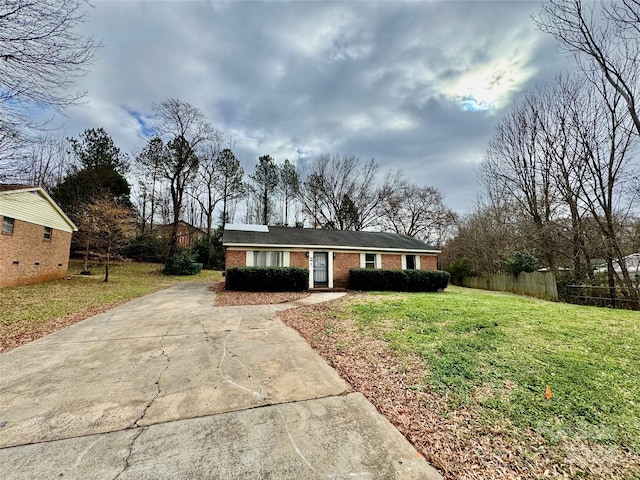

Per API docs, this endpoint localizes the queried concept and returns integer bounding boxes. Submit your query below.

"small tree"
[86,197,136,282]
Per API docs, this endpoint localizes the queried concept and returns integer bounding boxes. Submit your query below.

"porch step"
[309,287,347,293]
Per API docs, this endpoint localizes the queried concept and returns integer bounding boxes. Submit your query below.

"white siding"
[0,189,76,233]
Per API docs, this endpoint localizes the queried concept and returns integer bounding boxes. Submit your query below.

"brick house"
[222,224,440,289]
[157,221,206,248]
[0,185,78,288]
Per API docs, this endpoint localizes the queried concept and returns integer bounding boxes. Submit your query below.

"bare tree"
[151,99,216,257]
[378,177,457,248]
[11,134,69,188]
[480,88,560,273]
[190,130,225,237]
[442,198,525,276]
[0,1,98,163]
[573,77,639,303]
[135,137,168,234]
[536,0,640,137]
[298,153,382,230]
[535,75,596,278]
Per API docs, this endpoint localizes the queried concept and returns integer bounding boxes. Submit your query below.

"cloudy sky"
[54,0,573,213]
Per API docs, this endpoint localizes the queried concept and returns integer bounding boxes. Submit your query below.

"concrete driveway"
[0,283,442,479]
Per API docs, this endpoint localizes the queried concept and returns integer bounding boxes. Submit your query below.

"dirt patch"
[278,295,639,480]
[214,289,310,306]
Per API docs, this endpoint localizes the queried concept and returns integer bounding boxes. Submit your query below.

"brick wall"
[225,249,245,268]
[382,254,402,270]
[333,252,360,288]
[0,219,72,288]
[289,251,308,268]
[223,247,439,288]
[420,254,438,271]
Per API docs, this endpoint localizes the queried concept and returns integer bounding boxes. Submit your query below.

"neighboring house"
[0,185,78,288]
[157,221,206,248]
[595,253,640,286]
[222,224,440,289]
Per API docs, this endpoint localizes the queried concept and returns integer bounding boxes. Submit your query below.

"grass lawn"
[281,286,640,479]
[0,260,222,352]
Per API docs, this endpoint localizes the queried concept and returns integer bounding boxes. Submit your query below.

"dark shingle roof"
[222,225,439,252]
[0,184,35,192]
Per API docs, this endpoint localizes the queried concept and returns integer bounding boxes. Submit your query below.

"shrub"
[405,269,450,291]
[191,230,226,270]
[505,250,538,276]
[447,257,474,285]
[225,267,309,292]
[163,250,200,275]
[122,234,169,263]
[350,268,450,292]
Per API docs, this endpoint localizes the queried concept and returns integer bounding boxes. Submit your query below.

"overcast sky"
[52,0,573,214]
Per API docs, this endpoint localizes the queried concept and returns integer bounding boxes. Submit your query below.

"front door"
[313,252,329,286]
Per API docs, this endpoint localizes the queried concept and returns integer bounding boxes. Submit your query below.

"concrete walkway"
[0,283,442,479]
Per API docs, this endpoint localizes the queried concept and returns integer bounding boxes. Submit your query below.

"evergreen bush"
[225,267,308,291]
[163,249,200,275]
[350,268,450,292]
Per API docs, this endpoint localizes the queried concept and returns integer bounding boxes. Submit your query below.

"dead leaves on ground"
[278,297,640,480]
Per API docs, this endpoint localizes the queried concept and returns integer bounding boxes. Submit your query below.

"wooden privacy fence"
[461,272,558,301]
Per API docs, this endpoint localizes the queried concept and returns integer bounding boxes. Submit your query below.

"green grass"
[0,260,222,328]
[344,286,640,453]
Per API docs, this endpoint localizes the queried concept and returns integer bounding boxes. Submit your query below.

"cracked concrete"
[0,283,442,479]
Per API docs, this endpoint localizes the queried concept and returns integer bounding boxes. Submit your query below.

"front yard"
[279,286,640,480]
[3,268,638,479]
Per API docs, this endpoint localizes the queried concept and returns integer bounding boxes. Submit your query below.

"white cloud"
[44,0,567,212]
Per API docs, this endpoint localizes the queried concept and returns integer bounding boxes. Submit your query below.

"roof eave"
[0,186,78,232]
[223,242,440,254]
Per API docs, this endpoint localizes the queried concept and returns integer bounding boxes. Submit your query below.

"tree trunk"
[104,251,110,283]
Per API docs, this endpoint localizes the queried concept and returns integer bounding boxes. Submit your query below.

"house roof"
[222,224,439,253]
[595,253,640,274]
[0,185,78,232]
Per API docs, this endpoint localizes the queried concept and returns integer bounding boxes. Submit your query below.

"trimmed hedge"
[225,267,309,292]
[350,268,450,292]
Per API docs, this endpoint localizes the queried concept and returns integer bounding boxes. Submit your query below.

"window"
[43,226,52,241]
[365,253,376,269]
[2,216,14,234]
[253,251,284,267]
[406,255,416,270]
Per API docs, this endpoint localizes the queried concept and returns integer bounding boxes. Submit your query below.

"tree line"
[6,98,456,269]
[443,0,640,305]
